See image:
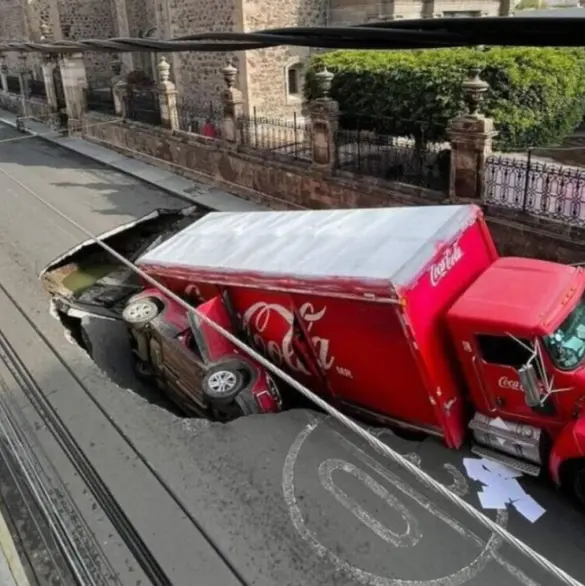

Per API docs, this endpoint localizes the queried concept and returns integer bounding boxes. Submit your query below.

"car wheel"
[122,298,160,327]
[131,355,154,381]
[202,361,247,407]
[560,459,585,510]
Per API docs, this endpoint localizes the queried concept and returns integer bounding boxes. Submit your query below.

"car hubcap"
[126,302,155,322]
[208,370,237,395]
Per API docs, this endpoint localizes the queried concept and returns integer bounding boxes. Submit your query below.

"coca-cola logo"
[498,376,522,390]
[241,301,336,376]
[430,243,463,287]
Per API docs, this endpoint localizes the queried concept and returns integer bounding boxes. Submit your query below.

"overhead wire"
[0,141,582,586]
[0,17,584,54]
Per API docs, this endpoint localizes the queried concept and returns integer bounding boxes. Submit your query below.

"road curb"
[0,508,30,586]
[0,115,262,213]
[0,115,206,207]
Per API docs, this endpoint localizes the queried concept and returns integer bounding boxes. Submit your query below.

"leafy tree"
[305,47,585,150]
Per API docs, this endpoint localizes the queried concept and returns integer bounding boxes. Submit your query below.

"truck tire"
[122,298,160,327]
[561,459,585,510]
[202,361,248,408]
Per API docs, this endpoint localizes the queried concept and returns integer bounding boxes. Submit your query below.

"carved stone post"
[0,54,7,93]
[59,52,88,134]
[447,68,497,201]
[110,55,125,116]
[16,52,31,131]
[157,56,179,130]
[40,23,59,116]
[309,67,339,170]
[221,61,243,142]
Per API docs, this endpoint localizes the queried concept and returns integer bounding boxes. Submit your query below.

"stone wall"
[81,112,585,264]
[84,113,585,263]
[82,112,445,207]
[329,0,503,23]
[0,0,26,71]
[168,0,240,111]
[243,0,327,118]
[57,0,116,84]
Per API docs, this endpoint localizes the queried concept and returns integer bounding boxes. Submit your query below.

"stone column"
[59,52,88,134]
[447,68,497,201]
[221,61,243,142]
[0,54,7,93]
[156,56,179,130]
[110,55,125,116]
[308,67,339,170]
[16,52,31,131]
[39,23,59,115]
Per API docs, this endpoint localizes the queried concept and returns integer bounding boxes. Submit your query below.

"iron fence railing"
[6,75,20,94]
[28,78,46,100]
[238,108,311,161]
[484,154,585,225]
[176,100,222,137]
[334,128,450,192]
[125,89,161,126]
[86,87,116,115]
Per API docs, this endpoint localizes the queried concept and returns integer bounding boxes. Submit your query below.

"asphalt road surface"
[0,123,584,586]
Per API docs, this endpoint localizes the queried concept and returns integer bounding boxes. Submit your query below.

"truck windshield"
[542,292,585,371]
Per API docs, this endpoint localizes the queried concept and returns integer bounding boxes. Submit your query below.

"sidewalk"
[0,506,29,586]
[0,109,263,213]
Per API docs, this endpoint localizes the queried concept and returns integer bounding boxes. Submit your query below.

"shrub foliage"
[305,48,585,150]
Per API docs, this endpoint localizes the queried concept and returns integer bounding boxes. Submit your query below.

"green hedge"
[305,48,585,151]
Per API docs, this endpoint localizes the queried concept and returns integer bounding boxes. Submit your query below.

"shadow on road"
[0,124,184,220]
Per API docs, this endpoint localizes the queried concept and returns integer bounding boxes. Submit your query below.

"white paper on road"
[463,457,545,523]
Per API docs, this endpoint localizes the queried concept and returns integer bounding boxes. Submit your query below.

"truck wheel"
[202,361,247,408]
[122,298,160,327]
[235,390,262,416]
[560,459,585,510]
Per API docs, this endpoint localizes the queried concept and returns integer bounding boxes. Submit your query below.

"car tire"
[202,361,247,408]
[122,298,160,327]
[235,390,262,416]
[131,355,154,381]
[560,459,585,510]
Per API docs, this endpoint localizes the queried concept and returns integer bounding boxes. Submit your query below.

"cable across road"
[0,157,582,586]
[0,17,584,54]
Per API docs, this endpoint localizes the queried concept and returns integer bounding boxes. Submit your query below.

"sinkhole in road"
[52,309,428,441]
[56,312,188,418]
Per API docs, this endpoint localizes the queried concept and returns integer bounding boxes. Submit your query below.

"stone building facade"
[0,0,513,117]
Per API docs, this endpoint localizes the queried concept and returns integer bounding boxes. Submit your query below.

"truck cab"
[447,257,585,501]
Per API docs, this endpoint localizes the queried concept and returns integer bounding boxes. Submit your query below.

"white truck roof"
[137,205,479,289]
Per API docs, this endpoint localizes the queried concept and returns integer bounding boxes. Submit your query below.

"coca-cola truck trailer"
[41,204,585,507]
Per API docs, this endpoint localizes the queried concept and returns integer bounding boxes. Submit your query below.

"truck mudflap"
[40,206,204,321]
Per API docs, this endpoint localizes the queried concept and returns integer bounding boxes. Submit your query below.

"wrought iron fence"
[86,86,116,115]
[28,78,46,99]
[125,89,161,126]
[6,75,20,94]
[484,155,585,225]
[176,100,222,137]
[238,108,311,161]
[334,126,450,191]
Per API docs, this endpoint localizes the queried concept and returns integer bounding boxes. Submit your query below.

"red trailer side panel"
[402,212,499,447]
[229,287,440,429]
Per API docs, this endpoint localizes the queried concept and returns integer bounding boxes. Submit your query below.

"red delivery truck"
[41,204,585,507]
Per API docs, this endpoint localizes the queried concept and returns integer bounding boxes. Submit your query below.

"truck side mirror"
[517,363,542,408]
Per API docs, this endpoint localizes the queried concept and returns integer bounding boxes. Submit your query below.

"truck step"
[468,418,540,448]
[470,445,541,477]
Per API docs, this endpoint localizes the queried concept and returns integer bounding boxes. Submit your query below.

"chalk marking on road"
[283,419,541,586]
[319,459,423,548]
[0,504,30,586]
